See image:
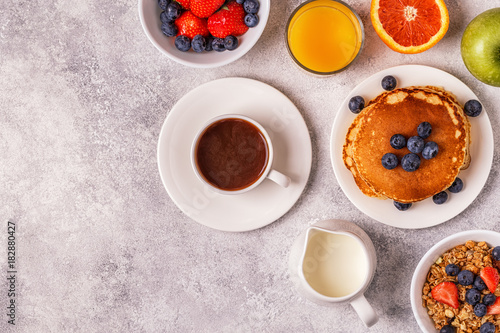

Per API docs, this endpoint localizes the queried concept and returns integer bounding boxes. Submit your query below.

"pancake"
[343,86,471,203]
[343,106,386,198]
[343,119,385,198]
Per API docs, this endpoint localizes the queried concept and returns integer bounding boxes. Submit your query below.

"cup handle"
[267,169,291,188]
[349,294,378,328]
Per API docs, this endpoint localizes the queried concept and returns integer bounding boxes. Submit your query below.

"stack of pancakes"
[343,86,470,203]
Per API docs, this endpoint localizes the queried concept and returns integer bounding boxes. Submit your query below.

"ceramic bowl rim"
[410,229,500,333]
[138,0,271,68]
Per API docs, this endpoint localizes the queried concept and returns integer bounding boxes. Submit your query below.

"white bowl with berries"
[139,0,270,68]
[410,230,500,333]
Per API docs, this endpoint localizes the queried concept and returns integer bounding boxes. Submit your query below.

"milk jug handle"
[350,294,379,328]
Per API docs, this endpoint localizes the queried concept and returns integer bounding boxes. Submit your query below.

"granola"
[422,240,500,332]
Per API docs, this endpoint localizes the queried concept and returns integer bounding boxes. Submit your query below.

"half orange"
[371,0,449,54]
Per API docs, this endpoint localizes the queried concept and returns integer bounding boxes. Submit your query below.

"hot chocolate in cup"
[191,114,291,194]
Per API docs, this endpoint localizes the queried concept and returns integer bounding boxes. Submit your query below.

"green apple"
[461,8,500,87]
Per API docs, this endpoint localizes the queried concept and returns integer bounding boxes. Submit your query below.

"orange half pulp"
[371,0,449,54]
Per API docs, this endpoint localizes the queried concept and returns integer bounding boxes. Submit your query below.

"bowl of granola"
[411,230,500,333]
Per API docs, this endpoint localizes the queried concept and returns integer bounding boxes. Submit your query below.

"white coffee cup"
[289,219,379,328]
[191,114,291,194]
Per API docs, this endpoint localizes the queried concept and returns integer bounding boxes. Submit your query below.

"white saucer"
[158,78,312,232]
[330,65,494,229]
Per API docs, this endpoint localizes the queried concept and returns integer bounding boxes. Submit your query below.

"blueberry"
[174,35,191,52]
[243,0,260,14]
[236,0,245,3]
[401,153,420,172]
[224,35,238,51]
[381,75,397,91]
[348,96,365,114]
[166,2,182,20]
[492,246,500,261]
[448,177,463,193]
[433,191,448,204]
[160,11,174,24]
[407,136,425,154]
[394,201,412,211]
[212,37,226,52]
[390,134,406,149]
[422,141,439,160]
[381,153,398,170]
[480,322,496,333]
[161,22,178,37]
[445,264,460,276]
[204,36,214,51]
[483,294,496,306]
[158,0,170,10]
[440,325,455,333]
[244,13,259,27]
[464,99,483,117]
[466,288,482,306]
[474,303,487,317]
[191,35,206,53]
[418,122,432,139]
[457,269,474,286]
[474,276,487,291]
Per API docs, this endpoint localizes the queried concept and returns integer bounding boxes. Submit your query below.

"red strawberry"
[487,295,500,315]
[175,11,209,39]
[191,0,225,18]
[175,0,191,10]
[208,1,249,38]
[431,282,459,309]
[480,267,500,293]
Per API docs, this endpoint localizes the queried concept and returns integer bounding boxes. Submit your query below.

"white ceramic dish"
[157,78,312,232]
[289,219,378,327]
[330,65,494,229]
[410,230,500,333]
[190,114,291,194]
[138,0,270,68]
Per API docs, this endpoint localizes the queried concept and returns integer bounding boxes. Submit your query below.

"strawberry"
[208,1,249,38]
[431,282,459,309]
[191,0,225,18]
[175,0,191,10]
[175,11,209,39]
[487,295,500,315]
[480,267,500,293]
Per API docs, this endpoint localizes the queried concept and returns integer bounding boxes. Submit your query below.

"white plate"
[330,65,494,229]
[158,78,312,232]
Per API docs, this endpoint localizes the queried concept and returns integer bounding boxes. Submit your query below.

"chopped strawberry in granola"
[431,282,459,309]
[486,296,500,315]
[480,266,500,294]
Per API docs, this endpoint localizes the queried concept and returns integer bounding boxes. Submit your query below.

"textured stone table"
[1,1,500,332]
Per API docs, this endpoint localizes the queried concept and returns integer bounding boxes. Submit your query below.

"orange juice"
[286,0,364,74]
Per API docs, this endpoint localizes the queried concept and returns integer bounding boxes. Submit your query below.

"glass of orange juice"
[286,0,364,75]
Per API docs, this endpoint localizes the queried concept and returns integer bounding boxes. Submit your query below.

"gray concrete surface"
[1,0,500,332]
